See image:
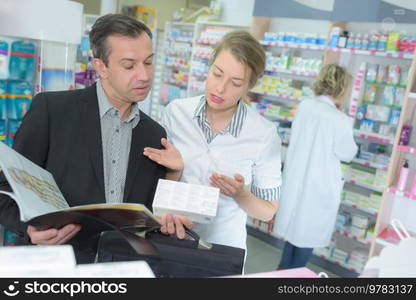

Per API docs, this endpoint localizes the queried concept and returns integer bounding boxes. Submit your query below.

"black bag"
[95,229,245,278]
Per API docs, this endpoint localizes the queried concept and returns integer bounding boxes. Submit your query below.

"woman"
[143,31,282,250]
[275,64,358,269]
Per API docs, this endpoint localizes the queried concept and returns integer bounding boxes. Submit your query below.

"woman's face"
[204,49,251,112]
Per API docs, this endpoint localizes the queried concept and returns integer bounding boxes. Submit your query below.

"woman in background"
[275,64,358,270]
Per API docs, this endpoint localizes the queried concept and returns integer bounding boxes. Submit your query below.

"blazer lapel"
[123,111,148,202]
[78,84,105,197]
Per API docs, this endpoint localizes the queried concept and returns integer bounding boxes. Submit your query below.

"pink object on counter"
[225,268,320,278]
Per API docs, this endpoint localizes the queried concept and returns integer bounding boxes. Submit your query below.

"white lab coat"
[275,96,358,248]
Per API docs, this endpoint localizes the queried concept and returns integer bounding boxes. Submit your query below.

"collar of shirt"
[316,95,336,109]
[96,80,141,127]
[193,95,247,139]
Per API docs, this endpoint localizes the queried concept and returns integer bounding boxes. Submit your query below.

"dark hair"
[89,14,152,66]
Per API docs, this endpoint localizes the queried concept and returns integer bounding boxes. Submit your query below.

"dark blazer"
[0,83,166,261]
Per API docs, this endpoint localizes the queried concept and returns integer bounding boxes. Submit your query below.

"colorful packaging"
[376,65,388,83]
[0,119,6,143]
[389,108,401,127]
[365,104,391,122]
[0,40,9,79]
[5,119,21,146]
[0,80,6,120]
[365,64,378,83]
[387,32,401,51]
[387,65,400,85]
[377,34,387,51]
[395,88,405,107]
[381,86,395,106]
[399,67,409,87]
[356,105,367,121]
[7,81,32,120]
[364,85,377,103]
[360,119,376,132]
[9,40,36,81]
[369,33,379,51]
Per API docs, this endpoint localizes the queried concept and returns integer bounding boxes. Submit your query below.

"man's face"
[94,33,153,105]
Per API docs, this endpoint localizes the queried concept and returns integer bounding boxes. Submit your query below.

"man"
[0,14,180,262]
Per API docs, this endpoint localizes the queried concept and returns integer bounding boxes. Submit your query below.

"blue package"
[389,108,401,127]
[0,40,9,79]
[0,119,5,143]
[0,80,7,119]
[6,119,21,146]
[9,40,36,81]
[7,81,32,120]
[356,105,367,121]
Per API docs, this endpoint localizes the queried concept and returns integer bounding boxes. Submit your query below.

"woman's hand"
[143,138,184,171]
[209,173,249,199]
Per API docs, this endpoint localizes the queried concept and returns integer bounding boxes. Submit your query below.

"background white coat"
[276,96,358,248]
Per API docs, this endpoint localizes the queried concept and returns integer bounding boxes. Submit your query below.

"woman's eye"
[213,72,221,77]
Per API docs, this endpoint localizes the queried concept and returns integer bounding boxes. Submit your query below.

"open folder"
[0,142,161,255]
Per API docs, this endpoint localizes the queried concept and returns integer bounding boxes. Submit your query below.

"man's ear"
[92,58,107,79]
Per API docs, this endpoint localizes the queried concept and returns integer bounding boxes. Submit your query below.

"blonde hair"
[314,64,351,98]
[209,31,265,89]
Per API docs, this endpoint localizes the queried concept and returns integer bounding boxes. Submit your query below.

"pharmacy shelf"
[387,187,416,201]
[265,68,319,78]
[351,158,388,171]
[261,113,294,122]
[250,89,303,102]
[340,202,378,217]
[397,145,416,154]
[312,252,360,276]
[247,226,358,277]
[260,40,325,51]
[364,80,406,89]
[375,237,396,247]
[327,47,414,60]
[334,229,372,246]
[162,79,188,88]
[346,180,384,193]
[166,37,193,44]
[353,130,394,145]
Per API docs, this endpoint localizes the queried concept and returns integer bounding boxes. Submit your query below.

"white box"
[152,179,219,224]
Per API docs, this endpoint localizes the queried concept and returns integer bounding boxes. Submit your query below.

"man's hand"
[27,224,81,245]
[160,213,193,239]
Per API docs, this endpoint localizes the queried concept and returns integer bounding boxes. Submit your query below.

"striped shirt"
[193,96,280,201]
[97,81,141,203]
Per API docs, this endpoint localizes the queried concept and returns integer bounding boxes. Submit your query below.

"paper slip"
[152,179,219,224]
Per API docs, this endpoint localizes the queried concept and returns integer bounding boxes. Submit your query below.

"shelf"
[340,201,378,217]
[334,229,371,246]
[397,145,416,154]
[364,81,406,89]
[375,237,396,247]
[265,68,319,78]
[346,180,384,193]
[166,37,193,43]
[250,89,303,102]
[351,158,388,171]
[387,187,416,201]
[328,47,414,59]
[313,252,360,275]
[353,130,394,144]
[261,113,294,122]
[247,226,358,277]
[165,64,190,70]
[260,40,325,51]
[162,80,187,88]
